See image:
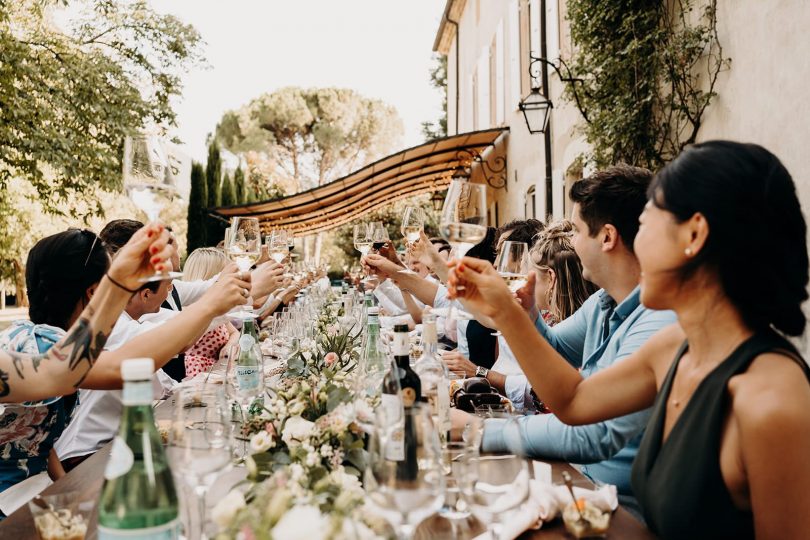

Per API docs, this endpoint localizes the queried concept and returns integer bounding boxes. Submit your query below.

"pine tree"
[233,167,246,204]
[186,162,207,252]
[205,142,224,245]
[221,172,237,207]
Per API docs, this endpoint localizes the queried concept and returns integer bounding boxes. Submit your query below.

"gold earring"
[685,248,693,256]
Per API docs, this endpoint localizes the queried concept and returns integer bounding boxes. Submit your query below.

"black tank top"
[466,320,497,369]
[631,330,809,539]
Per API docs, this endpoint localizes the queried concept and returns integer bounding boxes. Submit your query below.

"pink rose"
[265,422,276,436]
[324,352,339,366]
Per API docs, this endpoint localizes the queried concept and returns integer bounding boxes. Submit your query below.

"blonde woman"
[182,248,239,377]
[529,220,598,326]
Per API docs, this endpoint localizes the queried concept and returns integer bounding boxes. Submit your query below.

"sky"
[149,0,446,163]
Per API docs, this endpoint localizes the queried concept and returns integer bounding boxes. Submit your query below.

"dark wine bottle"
[392,323,421,481]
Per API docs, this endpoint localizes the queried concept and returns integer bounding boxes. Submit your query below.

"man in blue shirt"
[456,164,676,510]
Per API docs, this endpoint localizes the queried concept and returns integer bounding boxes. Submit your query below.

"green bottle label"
[98,518,180,539]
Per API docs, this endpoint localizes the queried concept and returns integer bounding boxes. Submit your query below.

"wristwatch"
[475,365,489,378]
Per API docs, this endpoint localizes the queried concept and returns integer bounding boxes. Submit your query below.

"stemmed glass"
[398,207,425,275]
[491,240,530,336]
[123,134,183,282]
[226,217,261,319]
[439,180,488,261]
[369,221,390,252]
[366,404,445,539]
[353,224,372,256]
[167,385,232,540]
[267,230,289,264]
[462,412,530,540]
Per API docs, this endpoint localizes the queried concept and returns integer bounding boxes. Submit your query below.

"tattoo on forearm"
[8,351,46,379]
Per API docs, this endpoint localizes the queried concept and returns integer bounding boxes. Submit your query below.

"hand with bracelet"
[0,223,174,403]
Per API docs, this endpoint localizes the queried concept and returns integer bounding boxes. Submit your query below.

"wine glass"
[226,217,261,319]
[353,224,372,256]
[491,240,530,336]
[167,385,232,540]
[439,180,488,261]
[365,404,445,539]
[123,134,183,282]
[462,412,530,540]
[398,207,426,275]
[267,230,289,264]
[369,221,390,252]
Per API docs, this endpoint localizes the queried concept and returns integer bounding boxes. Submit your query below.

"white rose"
[249,431,274,454]
[211,490,245,528]
[282,416,315,446]
[271,505,328,540]
[337,518,377,540]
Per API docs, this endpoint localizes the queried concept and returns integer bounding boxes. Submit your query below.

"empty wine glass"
[123,134,183,282]
[365,404,445,539]
[226,217,261,319]
[167,385,232,540]
[462,412,529,540]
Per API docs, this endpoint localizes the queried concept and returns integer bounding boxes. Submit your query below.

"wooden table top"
[0,442,655,540]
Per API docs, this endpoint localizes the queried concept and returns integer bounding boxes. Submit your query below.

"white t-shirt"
[55,312,178,460]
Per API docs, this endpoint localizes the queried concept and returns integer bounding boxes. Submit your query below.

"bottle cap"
[368,307,380,315]
[394,323,409,333]
[121,358,154,381]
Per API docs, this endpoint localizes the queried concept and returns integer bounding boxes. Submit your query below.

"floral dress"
[0,321,75,501]
[184,324,231,378]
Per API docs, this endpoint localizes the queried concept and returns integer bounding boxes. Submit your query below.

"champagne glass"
[226,217,261,319]
[369,221,390,252]
[123,134,183,282]
[365,404,445,539]
[491,240,530,336]
[354,224,372,256]
[398,207,426,275]
[287,233,295,253]
[167,385,232,540]
[462,412,529,540]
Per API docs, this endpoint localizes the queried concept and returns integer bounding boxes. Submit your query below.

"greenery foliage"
[421,54,448,141]
[186,161,207,253]
[565,0,729,169]
[221,172,237,207]
[215,87,404,192]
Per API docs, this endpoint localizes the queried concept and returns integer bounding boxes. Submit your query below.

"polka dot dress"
[184,324,231,378]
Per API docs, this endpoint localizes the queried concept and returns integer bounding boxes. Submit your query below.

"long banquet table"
[0,443,656,540]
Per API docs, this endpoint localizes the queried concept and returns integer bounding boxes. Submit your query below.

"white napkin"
[0,471,52,515]
[474,474,618,540]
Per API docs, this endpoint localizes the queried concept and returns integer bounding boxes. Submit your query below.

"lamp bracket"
[455,148,508,191]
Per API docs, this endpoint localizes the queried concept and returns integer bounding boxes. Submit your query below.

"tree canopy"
[214,87,404,193]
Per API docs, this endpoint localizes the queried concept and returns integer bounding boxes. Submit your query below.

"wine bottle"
[381,343,404,463]
[98,358,180,538]
[392,323,421,480]
[413,313,451,445]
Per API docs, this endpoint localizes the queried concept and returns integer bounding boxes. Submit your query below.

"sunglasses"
[67,228,102,267]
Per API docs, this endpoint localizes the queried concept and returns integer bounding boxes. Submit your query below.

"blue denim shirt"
[482,287,676,496]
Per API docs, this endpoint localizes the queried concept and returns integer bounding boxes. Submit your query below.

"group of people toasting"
[361,140,810,539]
[0,140,808,538]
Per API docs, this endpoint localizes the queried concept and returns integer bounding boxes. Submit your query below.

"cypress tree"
[221,172,237,207]
[205,142,224,245]
[186,162,207,252]
[233,167,246,204]
[205,142,222,207]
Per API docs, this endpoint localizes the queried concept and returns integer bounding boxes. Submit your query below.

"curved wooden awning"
[212,128,508,235]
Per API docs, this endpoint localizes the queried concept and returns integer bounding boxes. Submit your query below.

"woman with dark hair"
[449,141,810,539]
[0,228,249,500]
